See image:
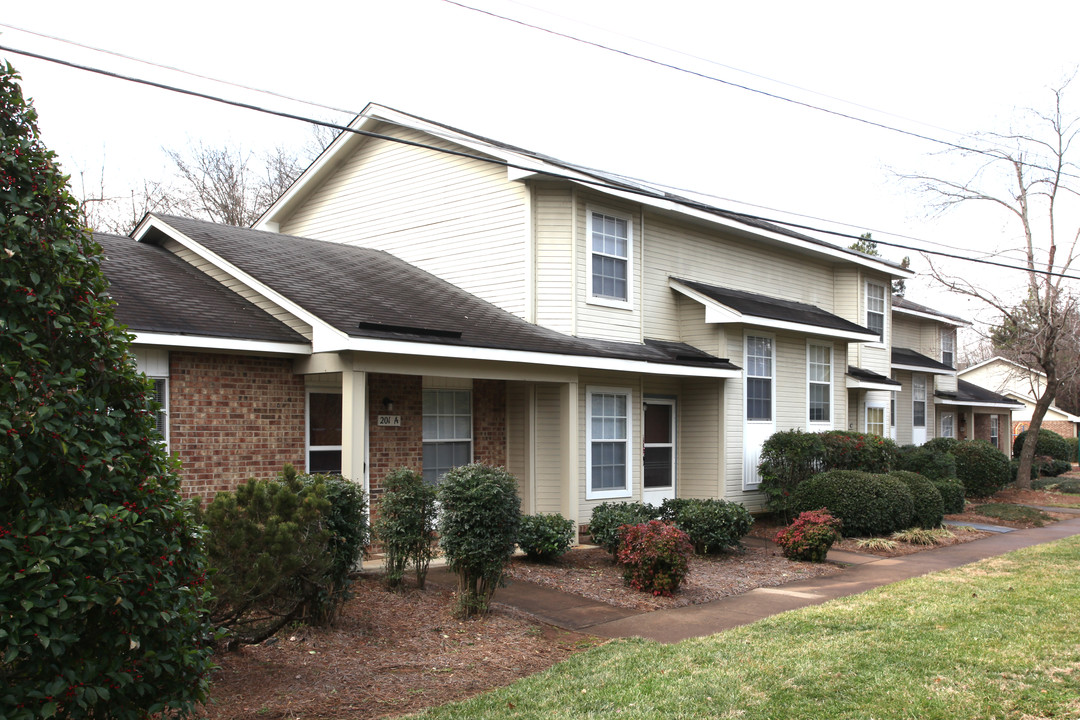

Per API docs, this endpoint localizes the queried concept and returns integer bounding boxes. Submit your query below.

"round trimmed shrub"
[616,520,694,596]
[931,478,966,514]
[587,501,659,554]
[438,464,522,619]
[773,509,842,562]
[887,471,945,528]
[952,440,1010,497]
[923,436,960,456]
[659,497,753,554]
[820,431,899,473]
[895,444,957,481]
[1013,428,1071,461]
[757,429,826,519]
[791,470,915,537]
[517,512,575,562]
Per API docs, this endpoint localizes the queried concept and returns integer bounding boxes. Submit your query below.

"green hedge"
[587,501,660,554]
[931,478,967,514]
[820,431,899,473]
[791,470,915,537]
[1013,428,1072,461]
[757,429,826,520]
[517,513,576,562]
[953,440,1011,497]
[887,471,945,528]
[659,497,753,554]
[895,444,957,481]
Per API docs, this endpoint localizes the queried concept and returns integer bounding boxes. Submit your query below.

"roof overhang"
[671,279,880,342]
[131,332,312,356]
[933,397,1021,409]
[892,363,956,376]
[892,305,970,327]
[846,377,901,392]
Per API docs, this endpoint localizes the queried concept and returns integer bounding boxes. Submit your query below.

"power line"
[2,42,1079,283]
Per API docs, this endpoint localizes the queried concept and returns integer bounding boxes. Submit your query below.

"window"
[588,208,632,306]
[746,336,774,422]
[990,415,1000,449]
[308,392,342,474]
[866,406,885,436]
[940,412,955,439]
[586,387,632,499]
[912,374,927,428]
[807,343,832,425]
[148,377,169,446]
[866,281,886,341]
[941,329,956,367]
[423,389,472,484]
[890,375,897,435]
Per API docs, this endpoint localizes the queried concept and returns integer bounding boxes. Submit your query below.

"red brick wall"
[973,413,1008,453]
[168,352,305,500]
[367,373,423,502]
[1013,419,1077,440]
[473,379,507,467]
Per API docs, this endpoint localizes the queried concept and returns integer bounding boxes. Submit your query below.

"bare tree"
[903,81,1080,486]
[76,167,177,234]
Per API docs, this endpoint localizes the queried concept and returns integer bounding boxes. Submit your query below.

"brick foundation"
[168,352,306,500]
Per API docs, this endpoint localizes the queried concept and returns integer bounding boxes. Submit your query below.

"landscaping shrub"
[1009,458,1039,483]
[375,467,437,590]
[773,509,842,562]
[895,444,957,481]
[887,471,945,528]
[952,439,1011,497]
[1044,458,1073,477]
[1033,477,1080,493]
[587,501,659,554]
[616,520,694,596]
[1067,437,1079,463]
[820,430,899,473]
[791,470,915,537]
[292,466,369,624]
[0,65,215,719]
[1013,428,1072,462]
[757,429,826,519]
[517,512,576,562]
[659,497,754,554]
[931,478,967,514]
[202,474,333,644]
[438,464,521,619]
[923,436,960,456]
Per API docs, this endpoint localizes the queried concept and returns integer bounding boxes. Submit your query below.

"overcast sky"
[4,0,1080,333]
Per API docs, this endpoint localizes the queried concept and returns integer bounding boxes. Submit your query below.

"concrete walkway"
[434,515,1080,645]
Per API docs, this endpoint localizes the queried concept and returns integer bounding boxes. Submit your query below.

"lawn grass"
[414,535,1080,720]
[971,502,1053,526]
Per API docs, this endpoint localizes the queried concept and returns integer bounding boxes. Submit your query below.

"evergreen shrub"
[887,470,945,528]
[757,429,826,520]
[773,509,842,562]
[791,470,915,537]
[375,467,437,589]
[952,440,1010,497]
[517,512,575,562]
[820,430,899,473]
[587,501,659,554]
[616,520,693,596]
[895,444,957,481]
[1033,477,1080,494]
[659,497,753,553]
[1013,428,1071,462]
[931,478,967,514]
[438,464,521,618]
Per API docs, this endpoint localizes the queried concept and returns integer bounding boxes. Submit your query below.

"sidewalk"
[431,514,1080,645]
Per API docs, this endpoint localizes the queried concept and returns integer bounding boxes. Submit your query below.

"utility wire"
[2,42,1079,282]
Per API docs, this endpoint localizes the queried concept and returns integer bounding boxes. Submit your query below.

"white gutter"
[892,363,956,376]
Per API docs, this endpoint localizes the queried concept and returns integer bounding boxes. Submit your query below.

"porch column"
[341,369,368,487]
[561,380,579,543]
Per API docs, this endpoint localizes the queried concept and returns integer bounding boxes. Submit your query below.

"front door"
[643,399,676,505]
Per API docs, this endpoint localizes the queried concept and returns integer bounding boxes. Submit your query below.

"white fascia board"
[135,216,349,349]
[132,332,311,355]
[933,398,1022,409]
[845,376,900,392]
[891,363,956,376]
[670,280,879,342]
[892,306,970,327]
[338,336,740,379]
[960,356,1047,379]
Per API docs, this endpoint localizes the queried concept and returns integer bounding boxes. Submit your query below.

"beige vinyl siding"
[891,316,922,351]
[574,193,642,342]
[832,266,861,327]
[160,239,313,339]
[279,122,529,318]
[532,183,575,334]
[831,344,848,430]
[533,383,564,515]
[506,382,532,513]
[643,211,836,341]
[936,373,958,393]
[677,298,721,353]
[678,378,723,499]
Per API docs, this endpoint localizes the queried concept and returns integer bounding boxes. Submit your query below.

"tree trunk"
[1015,383,1059,489]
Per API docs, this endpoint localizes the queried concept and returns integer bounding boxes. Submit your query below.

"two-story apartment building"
[100,104,1013,530]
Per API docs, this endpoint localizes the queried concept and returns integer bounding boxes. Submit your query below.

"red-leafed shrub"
[616,520,693,596]
[774,509,843,562]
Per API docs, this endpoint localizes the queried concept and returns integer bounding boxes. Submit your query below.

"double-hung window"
[148,377,169,446]
[912,374,927,429]
[746,336,773,422]
[807,342,832,426]
[990,415,1000,449]
[941,329,956,367]
[588,208,632,307]
[307,391,342,474]
[422,389,472,484]
[586,387,631,499]
[866,281,886,341]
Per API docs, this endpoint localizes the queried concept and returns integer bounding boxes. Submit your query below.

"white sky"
[4,0,1080,334]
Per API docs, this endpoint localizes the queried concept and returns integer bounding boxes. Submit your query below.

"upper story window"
[807,342,832,425]
[941,329,956,367]
[865,281,886,341]
[912,374,927,428]
[423,389,472,484]
[588,208,632,308]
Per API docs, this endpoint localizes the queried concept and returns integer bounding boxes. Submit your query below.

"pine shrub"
[0,63,215,719]
[773,509,842,562]
[438,464,521,619]
[659,497,753,554]
[616,520,693,596]
[757,429,826,520]
[791,470,915,537]
[952,440,1010,497]
[517,513,575,562]
[587,501,659,554]
[887,471,945,528]
[375,468,437,589]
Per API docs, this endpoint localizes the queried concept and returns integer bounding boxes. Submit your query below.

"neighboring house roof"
[846,365,902,391]
[135,215,739,375]
[961,355,1045,378]
[671,278,879,342]
[891,296,969,326]
[957,355,1080,422]
[892,347,955,374]
[97,232,309,349]
[258,104,913,279]
[935,379,1024,408]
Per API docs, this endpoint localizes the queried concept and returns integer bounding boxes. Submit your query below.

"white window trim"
[865,401,887,436]
[586,385,634,500]
[743,332,776,491]
[912,373,927,429]
[806,340,833,429]
[940,411,956,439]
[149,376,169,449]
[990,415,1000,448]
[306,388,343,474]
[586,205,634,310]
[941,328,956,367]
[865,280,887,346]
[422,388,474,484]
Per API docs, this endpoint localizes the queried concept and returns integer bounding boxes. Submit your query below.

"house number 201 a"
[377,415,402,427]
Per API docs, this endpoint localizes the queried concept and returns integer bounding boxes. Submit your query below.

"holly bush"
[587,501,659,554]
[659,497,753,554]
[791,470,914,537]
[616,520,693,596]
[820,430,899,473]
[0,63,215,718]
[773,509,842,562]
[375,467,437,589]
[952,440,1010,497]
[517,512,575,562]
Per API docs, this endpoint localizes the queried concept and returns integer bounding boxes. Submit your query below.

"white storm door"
[643,399,676,505]
[744,334,775,489]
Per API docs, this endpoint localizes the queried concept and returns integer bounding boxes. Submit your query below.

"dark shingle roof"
[847,366,902,386]
[674,278,876,337]
[892,296,968,325]
[97,232,308,344]
[936,380,1023,406]
[892,347,954,372]
[145,215,738,371]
